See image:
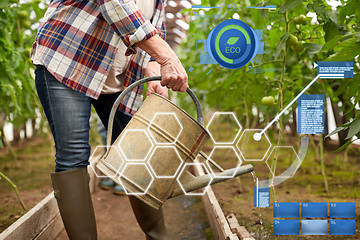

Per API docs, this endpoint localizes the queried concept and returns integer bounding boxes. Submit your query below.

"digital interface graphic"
[298,94,325,134]
[274,202,356,235]
[1,0,359,239]
[180,1,358,239]
[206,19,259,69]
[88,2,358,238]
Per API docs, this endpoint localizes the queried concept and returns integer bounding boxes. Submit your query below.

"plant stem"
[280,12,289,111]
[271,12,289,202]
[319,136,329,193]
[309,135,320,162]
[0,171,26,210]
[319,73,329,193]
[343,146,349,168]
[243,89,250,128]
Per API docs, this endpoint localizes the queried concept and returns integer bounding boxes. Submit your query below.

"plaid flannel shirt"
[34,0,166,115]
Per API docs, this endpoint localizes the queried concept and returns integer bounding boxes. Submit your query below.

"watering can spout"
[168,164,254,198]
[98,76,254,209]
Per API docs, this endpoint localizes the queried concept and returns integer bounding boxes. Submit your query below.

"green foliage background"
[176,0,360,148]
[0,0,46,146]
[0,0,359,149]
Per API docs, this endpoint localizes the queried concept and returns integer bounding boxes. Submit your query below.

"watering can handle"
[106,76,204,147]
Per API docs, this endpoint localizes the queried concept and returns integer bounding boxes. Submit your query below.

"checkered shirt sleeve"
[34,0,160,99]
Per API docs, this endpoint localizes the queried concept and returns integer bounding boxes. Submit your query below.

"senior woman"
[31,0,187,239]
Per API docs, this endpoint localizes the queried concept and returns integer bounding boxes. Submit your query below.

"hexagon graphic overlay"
[206,112,242,144]
[118,129,153,161]
[177,162,213,196]
[118,163,154,195]
[266,146,301,179]
[206,146,242,178]
[89,146,124,178]
[148,112,183,144]
[147,146,183,178]
[236,129,272,161]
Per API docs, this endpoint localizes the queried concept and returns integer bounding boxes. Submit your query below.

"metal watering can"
[96,76,253,209]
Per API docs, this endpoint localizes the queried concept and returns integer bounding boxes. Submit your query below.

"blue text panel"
[273,220,300,235]
[329,220,355,235]
[273,202,300,218]
[329,202,355,218]
[301,220,328,235]
[301,202,327,218]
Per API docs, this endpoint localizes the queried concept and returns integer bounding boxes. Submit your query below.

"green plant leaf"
[325,126,346,138]
[275,33,290,59]
[346,118,360,140]
[338,0,359,24]
[339,120,354,127]
[304,43,322,54]
[226,37,239,45]
[323,21,340,42]
[322,35,344,51]
[331,139,357,153]
[354,32,360,42]
[0,0,16,8]
[279,0,303,13]
[310,0,331,22]
[325,38,360,61]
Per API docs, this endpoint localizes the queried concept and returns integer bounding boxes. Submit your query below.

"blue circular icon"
[207,19,259,69]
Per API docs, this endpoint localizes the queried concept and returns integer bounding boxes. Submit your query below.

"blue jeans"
[35,65,132,172]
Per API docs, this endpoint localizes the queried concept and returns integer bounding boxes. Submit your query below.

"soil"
[0,136,211,239]
[204,135,360,240]
[55,190,210,240]
[0,136,54,231]
[3,132,359,239]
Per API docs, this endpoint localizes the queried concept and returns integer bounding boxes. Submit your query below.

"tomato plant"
[0,0,47,208]
[0,0,47,146]
[176,0,359,149]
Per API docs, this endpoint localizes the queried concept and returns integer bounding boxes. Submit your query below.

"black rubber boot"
[129,196,168,240]
[51,167,97,240]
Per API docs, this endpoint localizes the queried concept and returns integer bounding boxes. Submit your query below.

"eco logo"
[207,19,259,69]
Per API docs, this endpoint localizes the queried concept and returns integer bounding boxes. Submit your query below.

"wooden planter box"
[0,158,254,240]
